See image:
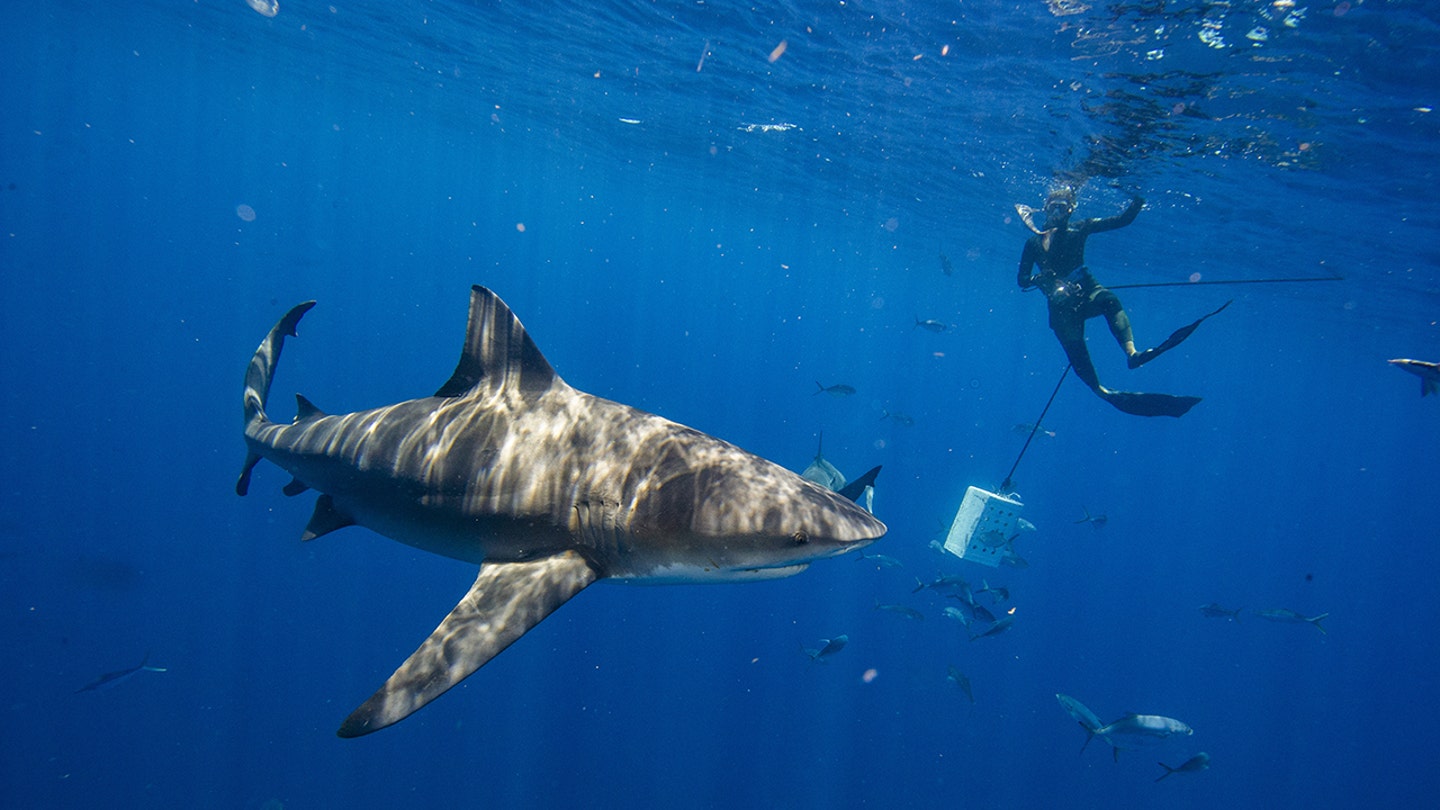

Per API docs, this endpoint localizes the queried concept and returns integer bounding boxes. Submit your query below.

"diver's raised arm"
[1085,195,1144,234]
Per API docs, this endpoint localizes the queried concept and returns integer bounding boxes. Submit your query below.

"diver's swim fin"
[1128,300,1232,369]
[1099,389,1202,418]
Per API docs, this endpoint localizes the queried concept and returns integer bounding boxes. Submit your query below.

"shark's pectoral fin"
[336,550,601,738]
[301,494,355,541]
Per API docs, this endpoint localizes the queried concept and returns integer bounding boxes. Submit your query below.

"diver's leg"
[1092,289,1140,364]
[1049,305,1105,392]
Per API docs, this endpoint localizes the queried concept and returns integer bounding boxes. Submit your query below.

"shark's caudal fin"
[434,285,559,399]
[336,550,601,738]
[237,300,316,496]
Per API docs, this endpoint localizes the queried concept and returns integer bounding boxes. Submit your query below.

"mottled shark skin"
[237,286,887,737]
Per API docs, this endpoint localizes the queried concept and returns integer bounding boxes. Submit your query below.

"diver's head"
[1043,186,1076,225]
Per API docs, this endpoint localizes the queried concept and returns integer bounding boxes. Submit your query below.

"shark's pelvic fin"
[337,550,600,737]
[282,478,310,497]
[434,285,559,399]
[301,494,355,541]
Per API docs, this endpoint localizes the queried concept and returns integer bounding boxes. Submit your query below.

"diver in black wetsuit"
[1016,186,1229,418]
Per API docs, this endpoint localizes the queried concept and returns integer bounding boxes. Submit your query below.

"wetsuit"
[1016,197,1142,393]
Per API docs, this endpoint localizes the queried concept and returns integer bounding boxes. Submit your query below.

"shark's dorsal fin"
[337,550,600,737]
[294,393,325,422]
[301,494,355,541]
[435,286,559,398]
[838,465,881,503]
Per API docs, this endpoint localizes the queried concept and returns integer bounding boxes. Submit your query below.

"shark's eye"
[792,531,809,545]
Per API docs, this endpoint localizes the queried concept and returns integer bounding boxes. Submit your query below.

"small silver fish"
[857,552,903,568]
[942,606,971,626]
[1255,608,1328,634]
[1075,507,1107,529]
[913,574,969,594]
[1199,603,1243,621]
[1389,358,1440,397]
[969,615,1013,641]
[880,410,915,427]
[814,381,857,397]
[914,317,947,333]
[1098,713,1194,757]
[75,652,167,693]
[947,666,974,703]
[978,580,1010,603]
[1156,752,1211,781]
[803,634,849,662]
[874,601,925,620]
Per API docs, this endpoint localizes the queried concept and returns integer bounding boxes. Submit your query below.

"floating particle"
[1189,272,1202,283]
[246,0,278,17]
[862,668,879,684]
[235,203,256,222]
[768,40,788,63]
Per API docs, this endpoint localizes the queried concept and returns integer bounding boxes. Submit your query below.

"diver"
[1016,186,1229,418]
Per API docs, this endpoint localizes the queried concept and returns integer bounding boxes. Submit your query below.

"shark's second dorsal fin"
[294,393,326,422]
[435,286,559,398]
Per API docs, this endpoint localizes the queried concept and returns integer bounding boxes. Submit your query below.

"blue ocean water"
[3,0,1438,807]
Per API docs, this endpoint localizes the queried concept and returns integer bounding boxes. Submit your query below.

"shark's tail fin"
[237,301,316,496]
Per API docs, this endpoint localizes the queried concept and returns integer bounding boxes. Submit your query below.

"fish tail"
[1310,613,1330,634]
[814,381,825,395]
[238,300,317,496]
[1155,763,1176,782]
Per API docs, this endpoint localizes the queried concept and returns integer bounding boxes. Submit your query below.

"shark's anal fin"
[301,494,355,541]
[283,478,310,497]
[337,550,600,738]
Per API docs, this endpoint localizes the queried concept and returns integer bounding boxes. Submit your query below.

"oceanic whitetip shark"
[237,286,887,737]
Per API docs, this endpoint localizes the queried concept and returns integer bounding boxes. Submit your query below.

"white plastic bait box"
[943,486,1023,567]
